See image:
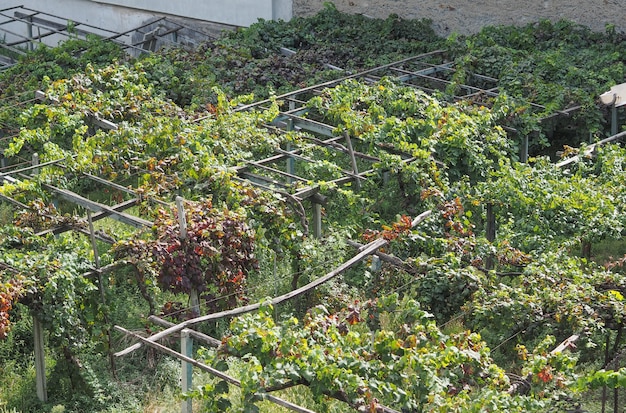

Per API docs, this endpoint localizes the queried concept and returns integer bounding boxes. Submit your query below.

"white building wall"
[10,0,292,34]
[92,0,291,26]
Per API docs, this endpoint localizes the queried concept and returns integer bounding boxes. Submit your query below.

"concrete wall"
[10,0,291,35]
[92,0,292,27]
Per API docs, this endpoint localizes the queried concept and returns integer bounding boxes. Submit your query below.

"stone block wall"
[293,0,625,36]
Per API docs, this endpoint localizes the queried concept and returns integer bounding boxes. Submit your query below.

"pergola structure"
[0,10,592,411]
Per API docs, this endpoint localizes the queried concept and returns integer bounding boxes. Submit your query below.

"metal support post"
[520,135,529,163]
[33,315,47,402]
[32,153,39,176]
[286,118,295,184]
[612,103,618,136]
[26,16,33,51]
[181,329,193,413]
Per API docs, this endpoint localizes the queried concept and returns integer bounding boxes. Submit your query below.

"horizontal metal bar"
[43,184,152,228]
[0,157,65,177]
[233,50,447,113]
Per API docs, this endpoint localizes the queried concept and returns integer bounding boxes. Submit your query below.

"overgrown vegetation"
[1,2,626,412]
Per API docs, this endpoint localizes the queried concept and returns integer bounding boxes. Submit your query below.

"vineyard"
[1,3,626,412]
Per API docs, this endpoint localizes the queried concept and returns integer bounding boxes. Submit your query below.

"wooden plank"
[344,131,361,191]
[600,83,626,107]
[115,237,388,357]
[556,130,626,168]
[91,117,118,131]
[247,160,309,182]
[293,185,320,200]
[239,171,289,189]
[148,315,221,347]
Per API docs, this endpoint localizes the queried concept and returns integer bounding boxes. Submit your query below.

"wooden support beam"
[485,203,496,270]
[241,160,308,183]
[115,211,432,358]
[344,131,361,191]
[115,237,388,357]
[35,198,137,239]
[239,171,289,189]
[148,315,221,347]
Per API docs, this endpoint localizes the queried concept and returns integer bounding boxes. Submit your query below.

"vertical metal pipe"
[612,103,618,137]
[286,119,295,183]
[33,315,47,402]
[26,16,33,51]
[32,153,39,176]
[181,329,193,413]
[521,134,529,163]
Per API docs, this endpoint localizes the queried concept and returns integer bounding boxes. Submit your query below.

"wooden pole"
[176,196,188,240]
[176,196,199,316]
[344,131,361,191]
[87,211,101,269]
[176,197,196,410]
[485,203,496,270]
[181,329,193,413]
[31,151,47,401]
[286,118,295,183]
[33,315,47,402]
[313,203,322,239]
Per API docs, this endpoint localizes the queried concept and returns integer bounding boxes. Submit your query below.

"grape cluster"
[153,200,257,312]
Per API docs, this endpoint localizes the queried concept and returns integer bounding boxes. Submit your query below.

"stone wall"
[293,0,626,36]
